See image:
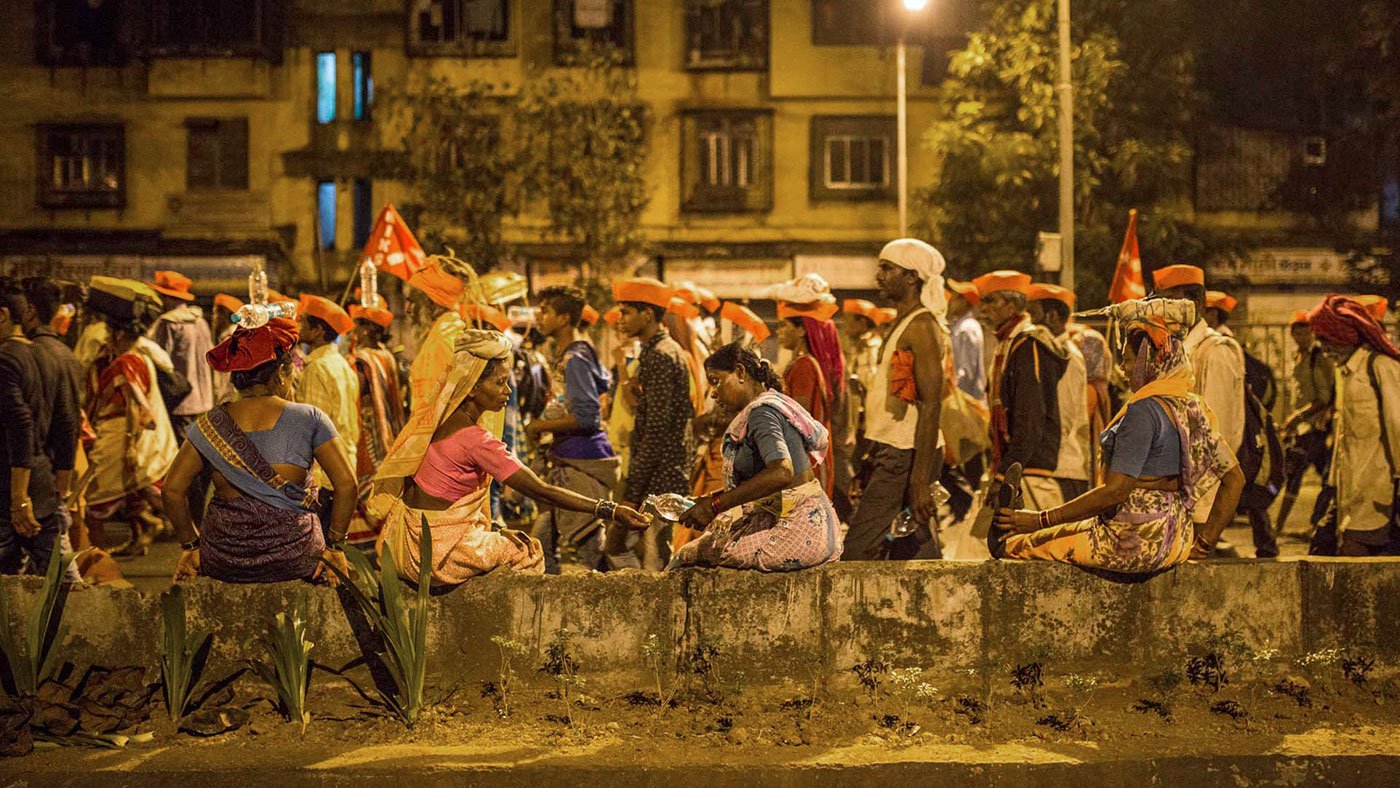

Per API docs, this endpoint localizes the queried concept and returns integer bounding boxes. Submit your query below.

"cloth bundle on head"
[1152,264,1205,291]
[1078,298,1196,392]
[206,317,299,373]
[613,277,675,309]
[478,270,527,307]
[299,295,355,336]
[720,302,770,342]
[879,238,947,322]
[1205,290,1237,314]
[1309,295,1400,359]
[768,273,839,321]
[349,304,394,328]
[1028,283,1075,307]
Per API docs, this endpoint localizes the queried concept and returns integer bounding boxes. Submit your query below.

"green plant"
[254,596,314,732]
[159,585,213,721]
[885,667,936,734]
[0,548,74,697]
[851,651,892,703]
[324,516,433,726]
[1342,654,1375,687]
[682,642,720,699]
[641,633,672,704]
[486,635,525,719]
[539,628,583,726]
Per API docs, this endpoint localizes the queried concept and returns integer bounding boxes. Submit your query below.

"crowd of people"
[2,238,1398,589]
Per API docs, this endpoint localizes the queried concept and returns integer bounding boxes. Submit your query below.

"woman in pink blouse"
[368,330,647,585]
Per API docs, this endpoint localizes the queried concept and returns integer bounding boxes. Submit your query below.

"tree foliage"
[388,49,649,277]
[913,0,1215,306]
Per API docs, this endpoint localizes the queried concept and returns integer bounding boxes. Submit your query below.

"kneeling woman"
[369,330,648,585]
[166,318,356,584]
[993,299,1245,574]
[673,343,842,571]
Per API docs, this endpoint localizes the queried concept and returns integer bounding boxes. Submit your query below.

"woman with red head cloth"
[164,318,358,584]
[771,274,845,496]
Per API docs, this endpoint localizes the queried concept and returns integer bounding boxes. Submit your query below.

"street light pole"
[898,0,929,239]
[1056,0,1075,290]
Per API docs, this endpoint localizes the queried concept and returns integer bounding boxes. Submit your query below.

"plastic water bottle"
[359,258,378,307]
[230,300,296,328]
[248,265,268,305]
[887,482,953,540]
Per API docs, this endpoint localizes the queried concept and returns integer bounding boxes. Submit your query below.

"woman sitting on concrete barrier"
[166,317,357,585]
[367,329,649,586]
[673,342,843,571]
[993,298,1245,575]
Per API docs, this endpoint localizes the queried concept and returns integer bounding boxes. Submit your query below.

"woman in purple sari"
[673,343,842,571]
[162,318,357,584]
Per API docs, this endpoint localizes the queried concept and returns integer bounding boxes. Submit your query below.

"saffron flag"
[361,203,429,282]
[1110,209,1146,303]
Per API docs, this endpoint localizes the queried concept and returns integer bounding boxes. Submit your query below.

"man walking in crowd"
[20,278,83,555]
[527,285,635,573]
[946,280,986,403]
[148,271,214,531]
[977,271,1067,558]
[615,278,694,570]
[1278,309,1335,536]
[297,295,361,529]
[346,301,407,546]
[842,239,946,561]
[1153,265,1277,558]
[1029,284,1092,500]
[0,280,64,573]
[1307,296,1400,556]
[837,299,884,520]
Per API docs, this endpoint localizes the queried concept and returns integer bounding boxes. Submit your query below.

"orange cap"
[602,306,622,326]
[669,297,701,320]
[946,279,980,306]
[972,270,1032,298]
[353,288,388,310]
[1028,283,1075,307]
[1153,264,1205,290]
[581,304,600,326]
[1205,290,1237,314]
[150,270,196,301]
[213,294,244,314]
[1354,294,1388,321]
[613,278,674,309]
[299,294,355,336]
[349,304,393,328]
[1289,309,1311,326]
[843,299,877,317]
[720,302,771,343]
[777,299,840,321]
[459,302,511,332]
[266,289,297,304]
[870,307,897,326]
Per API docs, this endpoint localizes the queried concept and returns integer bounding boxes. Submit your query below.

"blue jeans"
[0,510,63,575]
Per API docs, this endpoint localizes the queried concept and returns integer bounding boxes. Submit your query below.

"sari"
[369,332,543,585]
[81,352,178,507]
[783,355,835,496]
[671,391,843,571]
[1004,303,1238,575]
[186,406,324,583]
[348,346,407,545]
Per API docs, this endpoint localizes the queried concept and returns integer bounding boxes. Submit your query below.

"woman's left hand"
[993,508,1041,534]
[313,549,350,586]
[679,496,719,530]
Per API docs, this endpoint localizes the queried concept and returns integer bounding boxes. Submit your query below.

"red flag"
[1109,209,1146,303]
[361,203,429,281]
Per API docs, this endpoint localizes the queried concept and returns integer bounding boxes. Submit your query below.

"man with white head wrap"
[842,239,948,561]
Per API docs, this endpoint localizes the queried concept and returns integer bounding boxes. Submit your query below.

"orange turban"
[972,270,1032,297]
[1309,295,1400,359]
[460,302,511,332]
[1205,290,1237,314]
[1153,264,1205,290]
[870,307,897,326]
[720,302,771,343]
[349,304,393,328]
[581,304,600,326]
[613,278,674,309]
[945,279,980,306]
[777,299,839,321]
[213,294,244,315]
[1028,283,1075,307]
[1354,294,1388,321]
[299,295,355,336]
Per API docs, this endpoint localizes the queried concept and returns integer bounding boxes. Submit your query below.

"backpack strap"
[1367,352,1398,477]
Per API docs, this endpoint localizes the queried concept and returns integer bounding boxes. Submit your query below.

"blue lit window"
[318,180,337,250]
[352,52,372,121]
[316,52,336,124]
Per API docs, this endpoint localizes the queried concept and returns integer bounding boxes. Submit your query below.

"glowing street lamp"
[896,0,930,235]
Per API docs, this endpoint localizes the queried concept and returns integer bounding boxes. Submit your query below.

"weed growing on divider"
[851,650,892,704]
[255,596,314,732]
[0,549,74,697]
[539,628,585,726]
[324,517,433,726]
[159,585,213,721]
[484,636,525,719]
[1133,668,1183,720]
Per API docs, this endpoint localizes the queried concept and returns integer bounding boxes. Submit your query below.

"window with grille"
[682,111,772,213]
[145,0,282,60]
[36,124,125,209]
[36,0,126,66]
[186,118,249,191]
[411,0,514,57]
[810,116,895,202]
[554,0,632,64]
[684,0,767,71]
